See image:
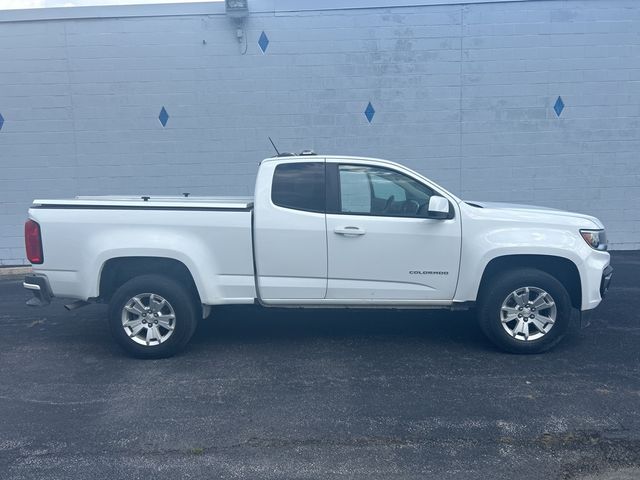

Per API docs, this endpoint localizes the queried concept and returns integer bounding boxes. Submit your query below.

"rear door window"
[271,162,325,213]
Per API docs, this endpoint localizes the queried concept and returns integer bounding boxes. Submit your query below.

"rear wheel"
[477,269,572,354]
[108,274,199,358]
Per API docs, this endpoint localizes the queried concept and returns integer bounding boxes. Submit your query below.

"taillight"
[25,220,44,264]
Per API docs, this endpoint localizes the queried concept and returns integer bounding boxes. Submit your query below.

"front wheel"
[108,274,199,359]
[477,269,572,354]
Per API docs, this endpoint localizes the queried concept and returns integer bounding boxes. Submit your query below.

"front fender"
[455,224,604,311]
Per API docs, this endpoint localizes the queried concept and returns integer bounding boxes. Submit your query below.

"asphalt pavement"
[0,252,639,479]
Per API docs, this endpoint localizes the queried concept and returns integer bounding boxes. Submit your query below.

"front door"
[325,162,461,301]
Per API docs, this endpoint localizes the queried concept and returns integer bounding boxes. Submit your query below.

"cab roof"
[262,155,403,168]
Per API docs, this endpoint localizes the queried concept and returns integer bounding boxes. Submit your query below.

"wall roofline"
[0,0,549,23]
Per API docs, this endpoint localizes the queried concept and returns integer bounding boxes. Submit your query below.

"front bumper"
[600,265,613,299]
[580,265,613,328]
[23,274,53,306]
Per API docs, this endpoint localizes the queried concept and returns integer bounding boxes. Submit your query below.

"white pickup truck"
[23,154,613,358]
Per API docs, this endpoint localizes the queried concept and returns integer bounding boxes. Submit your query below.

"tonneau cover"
[31,195,254,210]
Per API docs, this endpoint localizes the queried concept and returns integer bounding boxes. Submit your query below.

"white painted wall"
[0,0,639,264]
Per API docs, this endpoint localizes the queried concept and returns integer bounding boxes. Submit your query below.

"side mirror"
[427,196,449,219]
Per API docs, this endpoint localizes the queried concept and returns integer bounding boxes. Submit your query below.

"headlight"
[580,229,608,250]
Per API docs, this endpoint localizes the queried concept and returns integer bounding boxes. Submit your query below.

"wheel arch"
[98,256,202,305]
[477,254,582,310]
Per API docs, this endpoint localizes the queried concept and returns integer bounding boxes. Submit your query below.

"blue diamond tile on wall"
[158,106,169,127]
[554,96,565,117]
[0,112,4,131]
[364,102,375,123]
[258,31,269,53]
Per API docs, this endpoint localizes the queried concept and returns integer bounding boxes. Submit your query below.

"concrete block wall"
[0,0,638,264]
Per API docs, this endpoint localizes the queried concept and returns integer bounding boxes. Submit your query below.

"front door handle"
[334,226,366,236]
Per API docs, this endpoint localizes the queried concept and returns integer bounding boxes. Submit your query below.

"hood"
[466,201,561,212]
[464,200,604,229]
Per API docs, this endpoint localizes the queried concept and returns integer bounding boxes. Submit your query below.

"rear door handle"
[334,226,366,236]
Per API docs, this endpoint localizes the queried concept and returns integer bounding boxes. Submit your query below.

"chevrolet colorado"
[23,154,613,358]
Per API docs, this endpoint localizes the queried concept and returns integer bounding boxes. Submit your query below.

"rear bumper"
[23,274,53,306]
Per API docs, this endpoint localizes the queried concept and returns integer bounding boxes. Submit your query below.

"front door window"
[338,165,434,217]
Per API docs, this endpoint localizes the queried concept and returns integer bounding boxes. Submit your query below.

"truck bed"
[29,195,257,304]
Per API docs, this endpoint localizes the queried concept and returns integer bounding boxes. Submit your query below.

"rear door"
[325,161,461,302]
[253,159,328,300]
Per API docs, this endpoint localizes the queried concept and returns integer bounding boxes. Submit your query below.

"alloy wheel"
[121,293,176,346]
[500,286,557,341]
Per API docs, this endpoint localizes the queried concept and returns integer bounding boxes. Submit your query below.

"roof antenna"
[268,137,280,156]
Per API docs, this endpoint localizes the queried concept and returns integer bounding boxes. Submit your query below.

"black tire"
[477,268,572,354]
[108,274,199,359]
